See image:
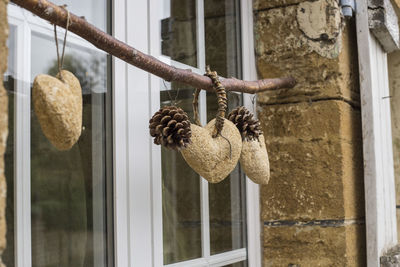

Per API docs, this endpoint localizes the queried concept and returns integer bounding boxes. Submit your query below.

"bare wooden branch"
[10,0,296,94]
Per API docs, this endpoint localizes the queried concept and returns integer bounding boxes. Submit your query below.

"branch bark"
[10,0,296,94]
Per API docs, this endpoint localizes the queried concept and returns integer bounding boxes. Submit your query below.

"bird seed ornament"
[228,106,270,185]
[180,68,242,183]
[32,9,83,151]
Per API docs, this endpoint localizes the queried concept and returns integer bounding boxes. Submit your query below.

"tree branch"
[10,0,296,94]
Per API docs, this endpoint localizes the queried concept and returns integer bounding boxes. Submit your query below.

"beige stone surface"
[254,0,365,265]
[388,51,400,207]
[32,70,82,151]
[181,118,242,183]
[263,224,366,266]
[0,0,8,266]
[388,50,400,242]
[254,3,359,105]
[259,100,364,221]
[240,135,270,185]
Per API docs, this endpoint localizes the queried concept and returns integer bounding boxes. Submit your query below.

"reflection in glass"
[207,92,247,255]
[161,85,202,264]
[51,0,107,31]
[205,0,247,255]
[3,26,16,267]
[225,261,248,267]
[205,0,241,78]
[161,0,198,67]
[30,31,112,267]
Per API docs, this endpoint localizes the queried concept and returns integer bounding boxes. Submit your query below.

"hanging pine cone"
[228,106,262,141]
[149,106,192,150]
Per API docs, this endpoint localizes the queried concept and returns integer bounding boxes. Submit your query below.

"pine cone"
[228,106,262,141]
[149,106,192,150]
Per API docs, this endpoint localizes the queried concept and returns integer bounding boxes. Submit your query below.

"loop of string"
[53,5,70,81]
[163,80,181,106]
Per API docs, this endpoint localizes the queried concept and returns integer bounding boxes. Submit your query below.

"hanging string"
[163,80,181,106]
[53,5,70,81]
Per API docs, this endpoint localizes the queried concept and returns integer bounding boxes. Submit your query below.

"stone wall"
[388,49,400,243]
[0,0,8,266]
[253,0,366,265]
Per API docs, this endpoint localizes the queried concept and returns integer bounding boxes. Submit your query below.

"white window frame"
[356,0,398,266]
[6,0,261,266]
[113,0,262,266]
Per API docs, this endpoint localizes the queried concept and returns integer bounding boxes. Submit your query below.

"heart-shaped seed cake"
[181,118,242,183]
[240,135,270,185]
[32,70,82,151]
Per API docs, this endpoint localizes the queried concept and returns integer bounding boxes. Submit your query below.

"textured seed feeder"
[181,118,241,183]
[181,68,242,183]
[228,106,270,185]
[32,13,83,151]
[149,68,243,183]
[33,70,83,151]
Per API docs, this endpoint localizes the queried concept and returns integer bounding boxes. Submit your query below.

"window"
[159,0,247,265]
[153,0,259,266]
[4,0,261,266]
[4,2,113,266]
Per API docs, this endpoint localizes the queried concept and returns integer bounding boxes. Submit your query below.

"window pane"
[161,0,198,67]
[205,0,246,255]
[224,261,248,267]
[3,25,16,267]
[52,0,107,31]
[161,85,202,264]
[30,28,112,267]
[205,0,241,78]
[207,93,247,255]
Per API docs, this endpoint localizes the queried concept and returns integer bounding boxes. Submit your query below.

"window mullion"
[15,20,32,267]
[199,89,210,259]
[196,0,211,260]
[196,0,206,72]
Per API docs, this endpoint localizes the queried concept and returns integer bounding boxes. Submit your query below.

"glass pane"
[161,0,198,67]
[224,261,248,267]
[52,0,108,31]
[205,0,246,255]
[30,27,112,267]
[161,84,202,264]
[205,0,241,78]
[207,92,247,255]
[3,25,16,267]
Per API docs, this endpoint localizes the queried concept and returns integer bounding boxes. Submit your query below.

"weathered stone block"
[254,2,360,105]
[258,100,361,142]
[263,224,366,266]
[388,50,400,207]
[259,101,364,221]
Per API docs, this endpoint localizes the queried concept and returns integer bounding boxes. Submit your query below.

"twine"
[53,5,70,81]
[204,66,232,158]
[204,66,227,138]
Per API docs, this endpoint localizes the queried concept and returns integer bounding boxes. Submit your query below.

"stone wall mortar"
[0,0,8,266]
